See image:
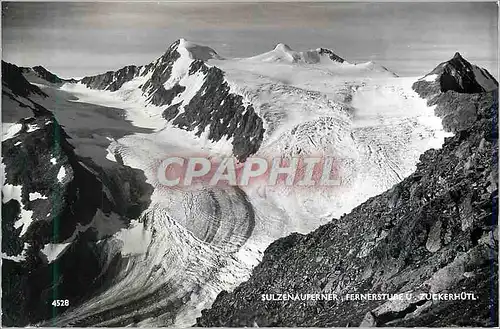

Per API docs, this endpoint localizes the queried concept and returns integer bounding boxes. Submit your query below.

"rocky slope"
[21,65,76,85]
[79,39,264,161]
[2,61,53,124]
[1,70,153,326]
[196,57,498,327]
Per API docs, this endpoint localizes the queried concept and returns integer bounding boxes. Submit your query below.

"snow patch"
[170,70,207,117]
[2,183,22,203]
[2,183,34,236]
[105,148,117,162]
[2,243,30,262]
[114,221,152,256]
[26,123,40,133]
[2,123,23,141]
[57,166,67,183]
[41,242,72,263]
[422,74,438,82]
[29,192,48,201]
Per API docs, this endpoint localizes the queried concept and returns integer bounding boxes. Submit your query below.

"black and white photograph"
[1,1,498,327]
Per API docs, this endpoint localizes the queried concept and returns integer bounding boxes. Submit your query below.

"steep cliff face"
[1,71,153,326]
[196,60,498,327]
[78,39,265,161]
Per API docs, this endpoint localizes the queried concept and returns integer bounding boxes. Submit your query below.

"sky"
[2,2,498,79]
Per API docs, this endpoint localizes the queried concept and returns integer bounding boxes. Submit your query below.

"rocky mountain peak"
[168,38,222,61]
[453,51,463,60]
[439,53,497,93]
[414,53,498,104]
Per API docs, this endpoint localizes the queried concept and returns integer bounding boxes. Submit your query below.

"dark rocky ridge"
[18,65,77,86]
[2,73,154,326]
[80,65,140,92]
[31,65,64,84]
[79,39,265,161]
[196,61,498,326]
[141,39,183,106]
[317,48,344,63]
[2,61,53,122]
[3,61,47,99]
[415,52,498,95]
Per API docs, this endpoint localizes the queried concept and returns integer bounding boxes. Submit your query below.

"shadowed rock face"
[2,61,47,99]
[32,66,63,83]
[80,65,140,92]
[317,48,344,63]
[196,63,498,327]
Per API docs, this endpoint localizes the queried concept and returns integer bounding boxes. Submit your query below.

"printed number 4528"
[52,299,69,307]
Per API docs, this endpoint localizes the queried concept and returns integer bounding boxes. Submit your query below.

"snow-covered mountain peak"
[247,44,344,65]
[274,43,293,52]
[172,38,223,61]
